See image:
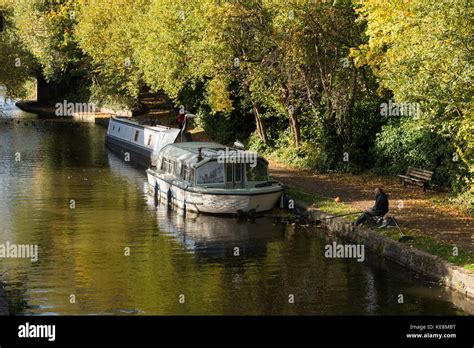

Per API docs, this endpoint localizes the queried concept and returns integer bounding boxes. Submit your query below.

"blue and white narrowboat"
[105,117,181,167]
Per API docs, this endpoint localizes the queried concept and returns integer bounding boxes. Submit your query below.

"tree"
[0,0,35,98]
[133,0,209,103]
[12,0,81,81]
[261,0,374,153]
[75,0,148,108]
[354,0,473,190]
[202,0,276,145]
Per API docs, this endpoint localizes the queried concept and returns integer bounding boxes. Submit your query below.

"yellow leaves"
[206,77,233,114]
[349,46,367,68]
[0,0,13,7]
[355,0,473,120]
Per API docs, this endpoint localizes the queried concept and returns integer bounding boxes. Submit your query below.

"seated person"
[354,188,389,227]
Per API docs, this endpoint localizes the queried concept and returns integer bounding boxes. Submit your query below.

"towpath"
[269,161,473,253]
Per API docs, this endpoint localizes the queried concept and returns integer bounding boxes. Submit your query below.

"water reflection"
[157,209,285,262]
[0,90,36,119]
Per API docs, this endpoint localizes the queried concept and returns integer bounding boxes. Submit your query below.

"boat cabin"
[156,142,270,189]
[106,117,181,167]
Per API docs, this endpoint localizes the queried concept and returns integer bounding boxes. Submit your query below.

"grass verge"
[284,183,474,271]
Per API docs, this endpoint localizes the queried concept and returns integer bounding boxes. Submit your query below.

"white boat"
[146,142,283,214]
[105,117,181,167]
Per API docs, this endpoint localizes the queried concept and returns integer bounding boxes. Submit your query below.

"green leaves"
[0,2,35,98]
[11,0,80,81]
[74,0,147,108]
[0,0,470,195]
[355,0,473,192]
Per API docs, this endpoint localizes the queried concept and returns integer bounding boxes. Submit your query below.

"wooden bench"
[398,166,434,191]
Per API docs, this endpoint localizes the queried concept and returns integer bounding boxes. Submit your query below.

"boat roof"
[111,116,174,132]
[160,142,266,167]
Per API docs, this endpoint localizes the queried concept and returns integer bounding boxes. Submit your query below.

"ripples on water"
[0,96,469,315]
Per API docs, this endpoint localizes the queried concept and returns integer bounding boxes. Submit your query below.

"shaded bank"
[15,100,147,119]
[15,101,57,117]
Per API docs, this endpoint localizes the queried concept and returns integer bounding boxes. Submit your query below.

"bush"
[247,131,269,154]
[195,105,255,145]
[248,129,321,169]
[89,82,137,110]
[372,118,471,191]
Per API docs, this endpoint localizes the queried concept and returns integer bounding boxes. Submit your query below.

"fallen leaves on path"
[269,160,473,253]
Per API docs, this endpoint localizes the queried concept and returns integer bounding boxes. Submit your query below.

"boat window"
[197,161,224,184]
[112,125,115,131]
[147,134,152,146]
[134,130,140,142]
[118,127,120,133]
[160,157,174,174]
[226,163,233,182]
[235,164,242,182]
[183,165,194,183]
[161,158,166,171]
[246,160,268,182]
[167,160,174,174]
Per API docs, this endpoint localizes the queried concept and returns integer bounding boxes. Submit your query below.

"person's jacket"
[372,192,389,216]
[176,113,185,128]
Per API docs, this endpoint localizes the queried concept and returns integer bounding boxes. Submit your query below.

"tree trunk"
[347,68,358,147]
[281,83,301,148]
[252,101,269,145]
[289,108,301,147]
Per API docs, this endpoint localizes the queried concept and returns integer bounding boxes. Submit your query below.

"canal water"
[0,94,469,315]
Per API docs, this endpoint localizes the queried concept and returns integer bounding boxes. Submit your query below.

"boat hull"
[105,134,152,167]
[147,170,283,214]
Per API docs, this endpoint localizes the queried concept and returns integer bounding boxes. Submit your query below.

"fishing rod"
[392,216,414,242]
[314,211,363,225]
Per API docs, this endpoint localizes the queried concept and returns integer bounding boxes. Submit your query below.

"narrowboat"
[105,117,181,167]
[146,142,283,214]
